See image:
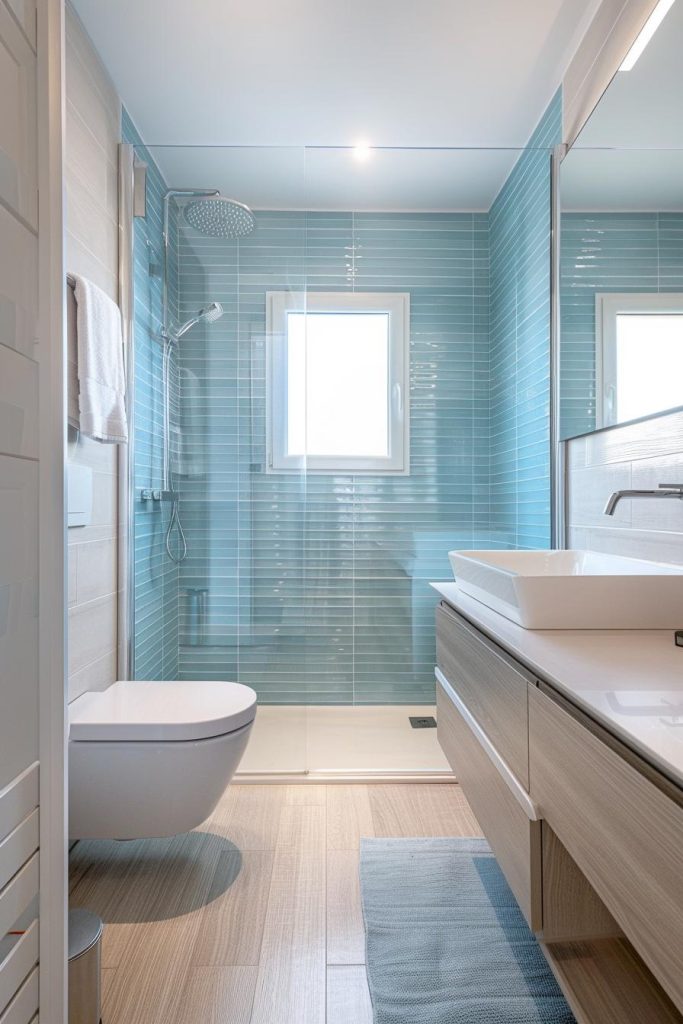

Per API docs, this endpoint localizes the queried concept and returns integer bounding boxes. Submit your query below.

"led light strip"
[619,0,676,71]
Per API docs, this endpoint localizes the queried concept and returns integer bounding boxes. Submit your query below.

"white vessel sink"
[448,549,683,629]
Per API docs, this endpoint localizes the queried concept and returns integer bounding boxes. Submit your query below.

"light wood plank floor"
[70,783,482,1024]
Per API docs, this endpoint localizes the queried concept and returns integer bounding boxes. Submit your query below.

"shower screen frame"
[118,142,135,679]
[117,143,143,679]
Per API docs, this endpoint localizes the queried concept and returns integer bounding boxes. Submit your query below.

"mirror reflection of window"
[558,0,683,439]
[597,293,683,426]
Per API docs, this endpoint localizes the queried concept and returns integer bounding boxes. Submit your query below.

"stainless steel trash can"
[68,909,103,1024]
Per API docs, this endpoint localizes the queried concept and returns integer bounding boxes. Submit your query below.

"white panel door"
[0,0,64,1019]
[0,0,37,228]
[0,204,38,361]
[2,0,37,50]
[0,456,39,788]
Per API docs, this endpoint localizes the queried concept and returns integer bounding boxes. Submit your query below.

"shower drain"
[409,716,437,729]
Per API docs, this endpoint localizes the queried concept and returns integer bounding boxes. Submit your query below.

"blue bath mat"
[360,837,576,1024]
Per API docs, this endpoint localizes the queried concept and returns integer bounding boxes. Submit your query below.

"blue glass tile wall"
[173,210,493,703]
[489,88,561,550]
[561,211,683,439]
[123,110,180,680]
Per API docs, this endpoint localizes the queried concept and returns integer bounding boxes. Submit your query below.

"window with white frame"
[266,291,410,473]
[596,292,683,427]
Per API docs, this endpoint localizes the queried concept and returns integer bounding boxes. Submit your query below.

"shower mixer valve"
[140,488,178,502]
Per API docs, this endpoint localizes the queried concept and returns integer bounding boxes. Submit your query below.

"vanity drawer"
[529,685,683,1012]
[437,678,541,931]
[436,602,533,787]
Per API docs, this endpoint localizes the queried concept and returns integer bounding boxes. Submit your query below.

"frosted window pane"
[616,313,683,422]
[287,312,390,457]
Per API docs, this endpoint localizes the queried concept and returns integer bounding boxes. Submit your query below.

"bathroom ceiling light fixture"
[353,143,373,162]
[619,0,676,70]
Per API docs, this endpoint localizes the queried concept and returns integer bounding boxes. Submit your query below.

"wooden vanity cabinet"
[436,601,532,786]
[436,677,541,929]
[435,600,683,1024]
[529,683,683,1011]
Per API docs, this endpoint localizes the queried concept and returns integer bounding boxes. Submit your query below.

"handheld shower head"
[199,301,223,324]
[173,302,224,340]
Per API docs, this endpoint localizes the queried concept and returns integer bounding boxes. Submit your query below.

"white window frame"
[266,290,410,474]
[595,291,683,427]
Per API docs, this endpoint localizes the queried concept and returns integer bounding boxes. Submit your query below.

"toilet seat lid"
[69,680,257,742]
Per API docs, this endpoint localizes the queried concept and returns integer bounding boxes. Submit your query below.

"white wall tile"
[65,100,112,212]
[65,4,122,701]
[67,521,116,547]
[567,462,632,530]
[630,454,683,534]
[65,230,118,301]
[67,593,117,678]
[68,432,118,475]
[567,409,683,567]
[68,546,78,607]
[91,468,118,525]
[565,436,586,473]
[568,525,683,567]
[65,181,118,291]
[74,538,116,604]
[65,15,119,163]
[68,647,117,703]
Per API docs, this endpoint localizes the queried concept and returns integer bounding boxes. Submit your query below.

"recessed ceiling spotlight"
[619,0,676,70]
[353,143,373,163]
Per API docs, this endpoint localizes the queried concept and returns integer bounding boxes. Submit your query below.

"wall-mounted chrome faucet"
[603,483,683,516]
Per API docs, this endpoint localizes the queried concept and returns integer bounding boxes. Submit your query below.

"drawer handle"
[436,667,538,821]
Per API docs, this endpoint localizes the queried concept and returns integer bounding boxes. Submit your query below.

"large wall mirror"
[559,0,683,440]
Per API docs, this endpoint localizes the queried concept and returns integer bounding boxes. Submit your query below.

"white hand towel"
[71,273,128,444]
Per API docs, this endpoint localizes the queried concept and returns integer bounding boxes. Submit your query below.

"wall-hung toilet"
[68,680,257,840]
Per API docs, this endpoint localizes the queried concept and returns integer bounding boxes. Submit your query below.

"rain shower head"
[173,302,224,340]
[184,196,256,238]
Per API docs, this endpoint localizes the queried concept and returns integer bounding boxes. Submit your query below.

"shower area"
[119,116,557,777]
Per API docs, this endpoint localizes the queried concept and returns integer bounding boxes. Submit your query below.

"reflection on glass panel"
[128,142,549,723]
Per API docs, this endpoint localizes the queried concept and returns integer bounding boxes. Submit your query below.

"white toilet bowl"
[68,680,257,840]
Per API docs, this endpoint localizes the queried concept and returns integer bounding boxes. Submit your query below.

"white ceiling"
[72,0,600,210]
[563,0,683,210]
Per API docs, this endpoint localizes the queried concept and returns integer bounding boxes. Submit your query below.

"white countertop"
[431,582,683,789]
